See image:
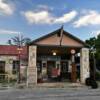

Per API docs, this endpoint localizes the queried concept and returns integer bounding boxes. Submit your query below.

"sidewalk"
[0,82,100,90]
[36,82,86,89]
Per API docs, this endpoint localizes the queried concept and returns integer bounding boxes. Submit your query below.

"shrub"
[85,77,91,86]
[95,72,100,81]
[85,77,98,89]
[91,79,98,89]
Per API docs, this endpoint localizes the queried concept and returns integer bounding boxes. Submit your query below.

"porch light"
[77,53,80,57]
[53,52,56,56]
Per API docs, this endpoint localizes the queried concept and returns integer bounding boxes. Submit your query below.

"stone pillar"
[27,46,37,86]
[80,48,90,83]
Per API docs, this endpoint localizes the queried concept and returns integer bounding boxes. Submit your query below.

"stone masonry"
[27,46,37,86]
[80,48,90,83]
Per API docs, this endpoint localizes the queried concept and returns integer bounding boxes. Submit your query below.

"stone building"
[0,45,28,80]
[27,27,90,86]
[0,27,90,85]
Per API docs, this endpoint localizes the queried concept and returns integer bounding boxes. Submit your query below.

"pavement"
[0,82,100,100]
[36,82,86,88]
[0,87,100,100]
[0,81,99,89]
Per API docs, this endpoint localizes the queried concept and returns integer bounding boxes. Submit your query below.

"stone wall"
[0,56,28,80]
[0,56,17,75]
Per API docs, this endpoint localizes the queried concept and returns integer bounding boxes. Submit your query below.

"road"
[0,87,100,100]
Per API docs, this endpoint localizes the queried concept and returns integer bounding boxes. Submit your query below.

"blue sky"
[0,0,100,44]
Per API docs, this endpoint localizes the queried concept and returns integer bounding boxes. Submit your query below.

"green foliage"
[85,37,96,48]
[85,34,100,60]
[7,35,31,46]
[95,71,100,80]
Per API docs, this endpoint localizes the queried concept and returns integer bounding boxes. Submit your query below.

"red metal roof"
[0,45,28,59]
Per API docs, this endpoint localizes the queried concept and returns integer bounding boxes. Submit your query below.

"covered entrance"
[27,27,90,86]
[36,46,81,82]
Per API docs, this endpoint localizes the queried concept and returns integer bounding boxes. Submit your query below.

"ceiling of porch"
[37,46,81,56]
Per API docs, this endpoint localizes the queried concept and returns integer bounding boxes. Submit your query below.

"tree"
[85,35,100,58]
[7,35,31,83]
[85,37,96,49]
[85,34,100,71]
[95,34,100,60]
[7,35,31,46]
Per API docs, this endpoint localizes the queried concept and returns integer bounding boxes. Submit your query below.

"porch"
[37,46,81,83]
[27,27,90,86]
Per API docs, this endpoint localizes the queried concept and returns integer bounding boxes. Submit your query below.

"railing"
[0,73,18,87]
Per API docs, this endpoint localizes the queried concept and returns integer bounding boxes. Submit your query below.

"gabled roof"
[29,27,86,47]
[0,45,28,59]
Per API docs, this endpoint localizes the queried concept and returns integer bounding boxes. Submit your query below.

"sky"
[0,0,100,44]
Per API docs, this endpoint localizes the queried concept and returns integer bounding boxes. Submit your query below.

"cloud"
[73,10,100,27]
[0,0,14,15]
[0,29,21,34]
[23,10,77,24]
[23,10,54,24]
[91,30,100,38]
[54,11,77,23]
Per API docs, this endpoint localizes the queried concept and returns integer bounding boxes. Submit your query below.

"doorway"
[61,61,70,80]
[0,61,5,74]
[47,61,55,78]
[0,61,5,80]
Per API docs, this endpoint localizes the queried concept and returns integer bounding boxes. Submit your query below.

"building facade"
[0,45,28,81]
[27,27,90,86]
[0,27,90,85]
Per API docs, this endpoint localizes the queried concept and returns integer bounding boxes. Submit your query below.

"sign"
[71,49,76,54]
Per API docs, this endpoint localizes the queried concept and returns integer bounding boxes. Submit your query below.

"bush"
[85,77,98,89]
[85,78,91,86]
[91,79,98,89]
[95,72,100,80]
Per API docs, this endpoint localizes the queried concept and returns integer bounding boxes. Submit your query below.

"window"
[12,61,19,74]
[42,63,46,68]
[0,61,5,73]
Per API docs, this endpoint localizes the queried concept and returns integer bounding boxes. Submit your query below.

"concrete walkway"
[0,81,100,90]
[36,82,85,88]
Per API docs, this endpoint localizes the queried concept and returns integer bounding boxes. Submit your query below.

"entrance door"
[61,61,69,80]
[47,61,55,78]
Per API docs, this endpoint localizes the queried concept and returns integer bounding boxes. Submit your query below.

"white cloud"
[91,30,100,38]
[54,11,77,23]
[23,10,54,24]
[73,10,100,27]
[23,10,77,24]
[0,29,21,34]
[0,0,14,15]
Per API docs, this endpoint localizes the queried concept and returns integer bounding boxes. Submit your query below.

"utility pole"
[91,37,96,80]
[71,49,77,82]
[17,32,23,83]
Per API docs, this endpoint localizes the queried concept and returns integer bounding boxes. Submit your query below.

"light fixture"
[53,52,56,56]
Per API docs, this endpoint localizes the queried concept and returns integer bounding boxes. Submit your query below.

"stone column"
[27,46,37,86]
[80,48,90,83]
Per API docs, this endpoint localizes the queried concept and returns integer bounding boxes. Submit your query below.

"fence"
[0,73,18,87]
